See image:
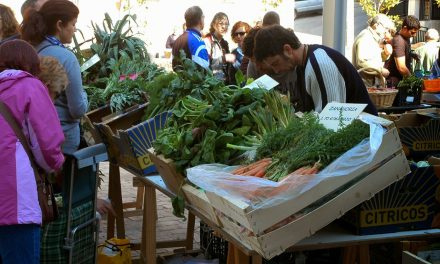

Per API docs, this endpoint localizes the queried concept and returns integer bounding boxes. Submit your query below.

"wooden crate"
[148,149,184,195]
[83,104,112,144]
[201,122,410,259]
[182,184,222,226]
[148,149,222,226]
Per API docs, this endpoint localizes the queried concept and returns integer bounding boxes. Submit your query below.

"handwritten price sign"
[319,102,367,131]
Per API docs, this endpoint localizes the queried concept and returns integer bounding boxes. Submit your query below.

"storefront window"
[388,0,408,17]
[420,0,440,20]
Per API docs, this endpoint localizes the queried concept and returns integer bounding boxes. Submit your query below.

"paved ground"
[97,162,201,260]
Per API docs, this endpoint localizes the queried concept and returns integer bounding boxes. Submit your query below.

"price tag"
[80,54,100,72]
[244,74,279,90]
[319,102,367,131]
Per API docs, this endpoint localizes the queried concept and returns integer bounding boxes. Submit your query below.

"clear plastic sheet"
[186,118,386,210]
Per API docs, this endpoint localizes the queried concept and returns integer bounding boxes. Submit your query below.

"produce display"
[66,8,416,260]
[75,14,160,112]
[152,57,299,174]
[254,113,370,181]
[85,53,163,112]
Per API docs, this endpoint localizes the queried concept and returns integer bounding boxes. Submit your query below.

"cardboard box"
[394,108,440,161]
[116,111,172,175]
[94,103,148,167]
[195,116,410,259]
[343,157,440,235]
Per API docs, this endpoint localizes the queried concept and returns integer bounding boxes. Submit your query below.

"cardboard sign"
[244,74,279,90]
[319,102,367,131]
[80,54,100,72]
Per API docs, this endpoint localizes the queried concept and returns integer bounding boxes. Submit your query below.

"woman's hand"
[224,53,236,63]
[97,198,116,216]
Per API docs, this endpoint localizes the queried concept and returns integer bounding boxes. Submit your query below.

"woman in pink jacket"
[0,40,64,264]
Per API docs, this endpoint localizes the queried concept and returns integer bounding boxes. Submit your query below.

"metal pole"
[323,0,353,57]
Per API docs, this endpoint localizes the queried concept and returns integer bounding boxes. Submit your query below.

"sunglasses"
[233,32,246,37]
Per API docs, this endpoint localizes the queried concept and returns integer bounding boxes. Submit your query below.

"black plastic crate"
[200,222,229,263]
[199,222,329,263]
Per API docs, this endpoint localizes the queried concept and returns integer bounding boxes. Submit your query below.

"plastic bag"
[97,238,132,264]
[187,118,386,211]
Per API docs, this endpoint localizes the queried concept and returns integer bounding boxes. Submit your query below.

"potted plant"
[396,75,423,106]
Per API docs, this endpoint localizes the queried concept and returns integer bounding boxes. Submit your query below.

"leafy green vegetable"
[257,113,370,181]
[152,58,269,173]
[171,195,186,219]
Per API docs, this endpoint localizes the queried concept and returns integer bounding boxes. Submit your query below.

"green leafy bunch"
[257,113,370,181]
[397,75,423,99]
[84,13,149,83]
[143,51,226,120]
[86,52,163,112]
[153,78,268,173]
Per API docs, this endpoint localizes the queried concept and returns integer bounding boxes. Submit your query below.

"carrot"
[292,166,309,174]
[232,166,247,174]
[245,158,271,170]
[254,170,266,178]
[232,158,271,175]
[245,161,271,176]
[300,167,318,175]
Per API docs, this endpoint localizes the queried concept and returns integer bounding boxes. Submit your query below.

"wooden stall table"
[94,104,148,239]
[135,175,196,264]
[138,175,440,264]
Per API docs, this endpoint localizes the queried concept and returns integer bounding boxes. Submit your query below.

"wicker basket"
[367,88,398,108]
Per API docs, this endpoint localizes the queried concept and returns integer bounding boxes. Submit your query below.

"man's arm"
[392,36,412,78]
[394,56,411,77]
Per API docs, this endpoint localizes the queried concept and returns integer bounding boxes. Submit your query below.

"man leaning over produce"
[254,25,378,115]
[172,6,210,71]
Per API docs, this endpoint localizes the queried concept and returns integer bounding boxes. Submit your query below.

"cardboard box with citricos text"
[342,157,440,235]
[394,108,440,161]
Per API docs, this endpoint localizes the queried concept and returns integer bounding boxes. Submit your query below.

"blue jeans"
[0,224,40,264]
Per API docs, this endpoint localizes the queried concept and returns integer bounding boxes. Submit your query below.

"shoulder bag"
[0,101,58,224]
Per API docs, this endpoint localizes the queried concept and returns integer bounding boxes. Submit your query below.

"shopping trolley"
[40,143,108,264]
[63,143,108,263]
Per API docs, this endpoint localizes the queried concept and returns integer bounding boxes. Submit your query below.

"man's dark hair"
[185,6,203,29]
[402,15,420,30]
[21,0,36,16]
[242,27,260,58]
[254,25,301,62]
[262,11,280,27]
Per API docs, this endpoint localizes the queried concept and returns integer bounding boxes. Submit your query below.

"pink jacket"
[0,69,65,226]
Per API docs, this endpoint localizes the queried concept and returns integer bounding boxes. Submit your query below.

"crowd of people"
[172,6,440,111]
[0,1,113,263]
[1,1,440,263]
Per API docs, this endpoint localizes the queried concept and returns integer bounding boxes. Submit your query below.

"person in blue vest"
[172,6,210,71]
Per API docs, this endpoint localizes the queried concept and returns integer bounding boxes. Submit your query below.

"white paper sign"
[319,102,367,131]
[80,54,100,72]
[244,74,279,90]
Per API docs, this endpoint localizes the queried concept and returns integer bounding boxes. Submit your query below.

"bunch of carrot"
[288,162,321,176]
[232,158,272,178]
